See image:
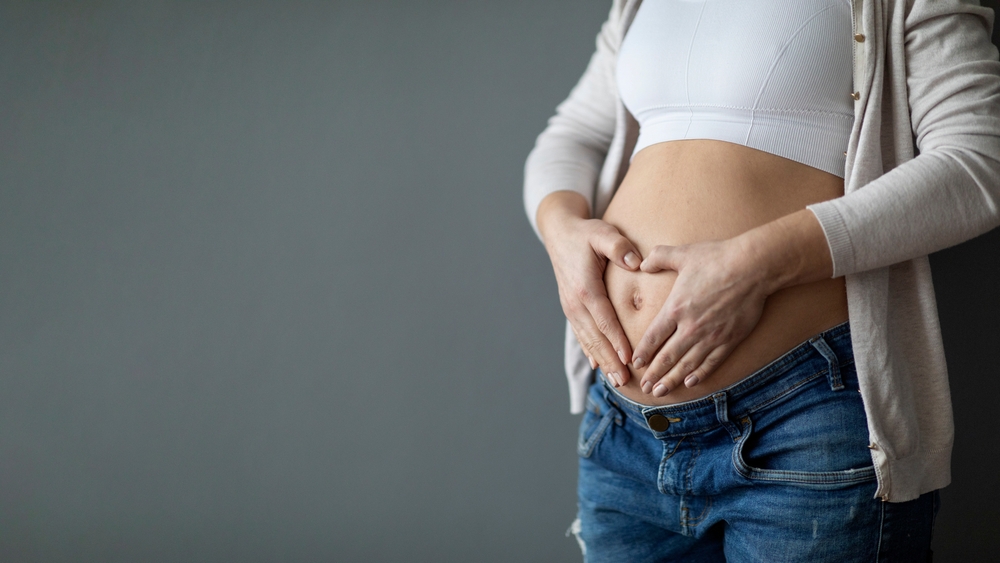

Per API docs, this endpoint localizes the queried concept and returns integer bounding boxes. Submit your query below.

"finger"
[590,226,642,271]
[639,324,694,394]
[570,327,598,370]
[631,315,678,373]
[577,284,634,378]
[651,341,715,397]
[577,280,632,365]
[639,245,681,273]
[569,307,629,387]
[682,345,732,389]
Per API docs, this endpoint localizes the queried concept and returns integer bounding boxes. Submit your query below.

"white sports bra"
[617,0,855,178]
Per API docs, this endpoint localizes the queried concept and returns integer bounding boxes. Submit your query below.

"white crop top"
[617,0,855,178]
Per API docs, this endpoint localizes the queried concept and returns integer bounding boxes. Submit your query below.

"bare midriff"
[602,139,848,406]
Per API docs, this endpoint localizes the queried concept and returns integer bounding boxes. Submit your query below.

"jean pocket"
[577,390,620,458]
[731,379,876,488]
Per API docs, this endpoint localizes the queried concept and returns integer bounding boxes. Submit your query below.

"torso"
[602,140,849,405]
[603,0,854,405]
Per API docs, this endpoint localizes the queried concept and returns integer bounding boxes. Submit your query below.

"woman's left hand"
[630,237,772,397]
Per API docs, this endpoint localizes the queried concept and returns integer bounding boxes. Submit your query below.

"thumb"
[592,227,642,271]
[640,245,682,273]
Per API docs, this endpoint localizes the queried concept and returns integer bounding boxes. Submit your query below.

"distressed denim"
[575,323,939,562]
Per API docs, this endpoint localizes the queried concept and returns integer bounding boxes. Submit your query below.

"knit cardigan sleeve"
[523,0,626,239]
[807,0,1000,277]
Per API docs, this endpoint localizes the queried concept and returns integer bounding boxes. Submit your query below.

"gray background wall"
[1,1,998,561]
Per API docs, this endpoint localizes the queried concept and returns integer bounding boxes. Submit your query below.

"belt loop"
[810,335,844,391]
[712,392,741,441]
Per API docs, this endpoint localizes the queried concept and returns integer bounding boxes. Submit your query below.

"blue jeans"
[575,322,938,562]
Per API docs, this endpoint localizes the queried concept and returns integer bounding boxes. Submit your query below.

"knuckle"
[585,333,604,351]
[581,336,602,353]
[656,353,675,368]
[678,324,698,341]
[610,238,630,256]
[689,368,708,383]
[702,354,721,370]
[559,296,573,312]
[590,224,611,241]
[562,301,582,319]
[643,331,661,347]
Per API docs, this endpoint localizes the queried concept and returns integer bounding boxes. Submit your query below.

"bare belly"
[602,140,848,406]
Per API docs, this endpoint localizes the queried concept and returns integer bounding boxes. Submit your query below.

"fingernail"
[608,372,619,387]
[614,372,625,387]
[641,380,653,394]
[624,252,639,269]
[685,375,700,388]
[589,356,597,369]
[653,383,668,397]
[633,356,645,369]
[618,349,627,364]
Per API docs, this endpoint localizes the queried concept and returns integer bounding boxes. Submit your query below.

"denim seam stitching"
[603,347,853,426]
[732,416,877,485]
[741,370,828,416]
[681,497,712,526]
[578,411,616,458]
[656,437,687,495]
[626,369,846,438]
[607,343,821,419]
[685,443,700,493]
[742,467,877,485]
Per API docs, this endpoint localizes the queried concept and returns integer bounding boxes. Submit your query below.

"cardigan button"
[854,33,866,42]
[851,91,861,100]
[647,414,671,432]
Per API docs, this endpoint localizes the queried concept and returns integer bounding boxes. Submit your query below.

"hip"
[575,322,938,561]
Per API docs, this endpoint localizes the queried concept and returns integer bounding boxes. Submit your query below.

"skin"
[538,191,641,388]
[537,139,846,404]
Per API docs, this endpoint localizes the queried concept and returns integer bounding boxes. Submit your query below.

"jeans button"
[647,414,671,432]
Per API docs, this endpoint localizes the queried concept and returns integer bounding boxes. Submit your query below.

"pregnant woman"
[524,0,1000,561]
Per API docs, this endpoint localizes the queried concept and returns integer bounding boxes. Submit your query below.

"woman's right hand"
[537,191,642,387]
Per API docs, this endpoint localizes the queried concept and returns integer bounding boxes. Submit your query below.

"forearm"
[805,147,1000,277]
[798,0,1000,278]
[737,208,835,296]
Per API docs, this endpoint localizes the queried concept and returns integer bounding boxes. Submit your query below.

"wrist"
[729,231,785,297]
[736,209,834,295]
[537,191,591,246]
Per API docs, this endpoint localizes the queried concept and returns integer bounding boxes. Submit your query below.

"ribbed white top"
[617,0,855,178]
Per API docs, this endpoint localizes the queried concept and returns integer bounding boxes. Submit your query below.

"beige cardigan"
[524,0,1000,502]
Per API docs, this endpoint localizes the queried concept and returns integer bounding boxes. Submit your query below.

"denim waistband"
[597,322,854,438]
